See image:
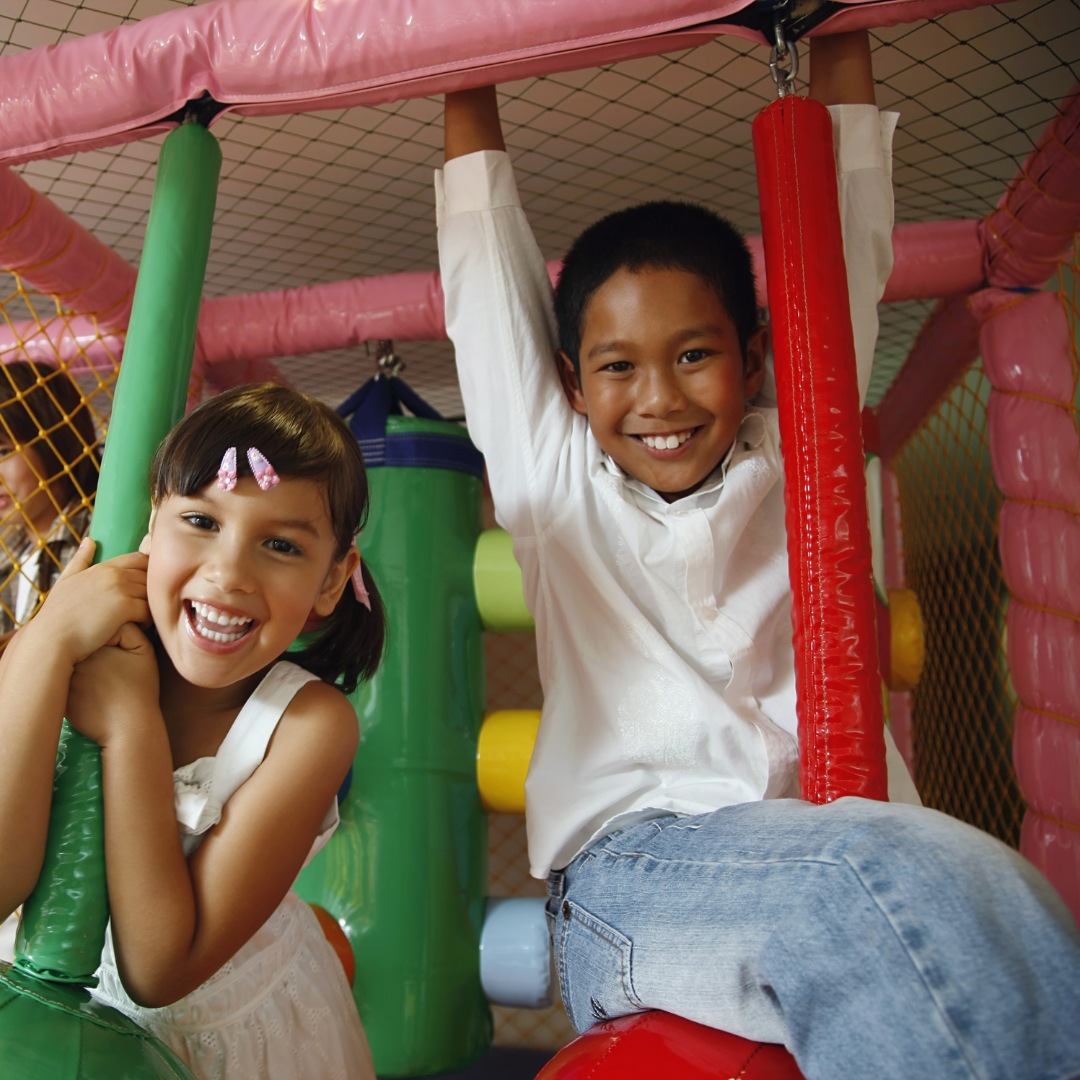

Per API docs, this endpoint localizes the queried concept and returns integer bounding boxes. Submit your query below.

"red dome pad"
[536,1012,805,1080]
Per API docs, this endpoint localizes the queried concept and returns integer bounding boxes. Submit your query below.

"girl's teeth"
[190,601,252,636]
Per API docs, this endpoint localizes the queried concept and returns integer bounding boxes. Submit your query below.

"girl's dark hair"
[554,200,759,375]
[0,361,101,507]
[150,384,385,695]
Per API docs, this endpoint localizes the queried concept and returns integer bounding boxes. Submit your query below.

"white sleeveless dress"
[91,661,375,1080]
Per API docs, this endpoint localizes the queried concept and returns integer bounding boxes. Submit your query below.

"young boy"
[437,33,1080,1079]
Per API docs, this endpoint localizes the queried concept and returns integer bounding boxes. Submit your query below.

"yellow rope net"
[0,272,119,644]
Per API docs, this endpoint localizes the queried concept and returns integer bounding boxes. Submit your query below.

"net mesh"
[892,361,1021,843]
[0,275,115,640]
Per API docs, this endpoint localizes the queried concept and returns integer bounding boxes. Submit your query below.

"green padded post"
[91,121,222,560]
[297,416,491,1077]
[0,119,219,1080]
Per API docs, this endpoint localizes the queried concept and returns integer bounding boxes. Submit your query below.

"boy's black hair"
[150,384,385,695]
[554,201,759,374]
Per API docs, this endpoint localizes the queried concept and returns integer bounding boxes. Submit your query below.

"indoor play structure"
[0,0,1078,1077]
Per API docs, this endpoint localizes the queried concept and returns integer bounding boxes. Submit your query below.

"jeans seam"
[595,847,845,870]
[843,853,984,1080]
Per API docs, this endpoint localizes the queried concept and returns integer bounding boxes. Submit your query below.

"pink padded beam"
[0,167,135,328]
[2,219,982,377]
[876,294,981,461]
[0,0,1003,168]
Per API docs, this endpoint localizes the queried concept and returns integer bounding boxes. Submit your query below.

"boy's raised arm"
[438,87,571,546]
[445,86,506,160]
[807,30,893,408]
[808,30,876,107]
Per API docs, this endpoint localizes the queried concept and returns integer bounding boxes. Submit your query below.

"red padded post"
[752,96,888,804]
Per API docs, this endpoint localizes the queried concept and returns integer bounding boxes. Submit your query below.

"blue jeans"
[546,798,1080,1080]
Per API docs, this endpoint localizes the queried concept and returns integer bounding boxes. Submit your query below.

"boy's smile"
[560,266,766,502]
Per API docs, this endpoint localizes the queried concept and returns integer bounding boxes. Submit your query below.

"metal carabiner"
[768,18,800,99]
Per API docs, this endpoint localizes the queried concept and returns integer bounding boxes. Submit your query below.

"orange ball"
[309,903,356,987]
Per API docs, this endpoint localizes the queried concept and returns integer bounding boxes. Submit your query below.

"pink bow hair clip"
[351,547,372,611]
[247,447,280,491]
[217,446,237,491]
[216,447,280,492]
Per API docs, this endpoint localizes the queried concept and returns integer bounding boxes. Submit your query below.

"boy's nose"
[639,367,688,416]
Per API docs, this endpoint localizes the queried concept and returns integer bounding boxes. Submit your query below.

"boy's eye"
[678,349,709,364]
[601,360,633,373]
[266,537,302,556]
[182,513,218,531]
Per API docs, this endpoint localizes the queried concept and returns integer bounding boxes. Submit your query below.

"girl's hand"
[66,623,160,747]
[32,538,151,666]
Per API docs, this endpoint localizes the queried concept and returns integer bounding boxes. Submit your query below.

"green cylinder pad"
[296,415,491,1077]
[14,724,108,984]
[474,528,534,633]
[92,121,222,559]
[0,121,218,1080]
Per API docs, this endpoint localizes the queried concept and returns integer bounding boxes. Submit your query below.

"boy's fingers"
[56,537,95,581]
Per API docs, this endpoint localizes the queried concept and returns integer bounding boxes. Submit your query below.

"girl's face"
[145,475,357,689]
[0,440,57,537]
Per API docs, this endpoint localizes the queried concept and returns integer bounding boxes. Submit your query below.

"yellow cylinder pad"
[888,587,926,693]
[477,710,541,814]
[474,528,535,632]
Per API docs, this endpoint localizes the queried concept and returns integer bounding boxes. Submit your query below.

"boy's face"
[559,266,767,502]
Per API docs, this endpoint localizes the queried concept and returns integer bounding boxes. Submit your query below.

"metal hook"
[768,18,800,99]
[373,339,405,378]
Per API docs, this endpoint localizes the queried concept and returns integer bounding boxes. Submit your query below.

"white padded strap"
[210,661,321,808]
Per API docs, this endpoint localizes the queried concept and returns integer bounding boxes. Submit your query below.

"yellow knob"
[477,710,541,814]
[888,587,925,693]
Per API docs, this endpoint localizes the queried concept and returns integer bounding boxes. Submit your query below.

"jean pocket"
[556,898,645,1033]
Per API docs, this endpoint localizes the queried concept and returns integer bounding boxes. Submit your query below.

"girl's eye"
[182,513,218,531]
[266,538,302,556]
[679,349,709,364]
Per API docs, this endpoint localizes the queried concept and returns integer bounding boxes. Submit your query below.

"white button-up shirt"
[438,106,910,879]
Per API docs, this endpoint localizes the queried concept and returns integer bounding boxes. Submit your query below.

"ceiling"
[1,0,1078,415]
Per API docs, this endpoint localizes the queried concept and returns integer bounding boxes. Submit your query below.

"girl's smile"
[147,475,353,688]
[184,599,258,650]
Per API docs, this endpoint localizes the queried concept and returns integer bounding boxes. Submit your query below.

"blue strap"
[337,375,485,479]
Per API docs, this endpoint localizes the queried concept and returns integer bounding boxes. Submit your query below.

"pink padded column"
[973,288,1080,924]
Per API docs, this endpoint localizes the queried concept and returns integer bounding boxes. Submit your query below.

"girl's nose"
[205,542,255,592]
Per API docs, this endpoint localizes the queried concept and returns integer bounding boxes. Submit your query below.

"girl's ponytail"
[291,560,386,696]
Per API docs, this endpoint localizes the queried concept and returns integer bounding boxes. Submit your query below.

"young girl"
[0,384,384,1080]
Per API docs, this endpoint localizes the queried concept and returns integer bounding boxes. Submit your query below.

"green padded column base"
[0,963,195,1079]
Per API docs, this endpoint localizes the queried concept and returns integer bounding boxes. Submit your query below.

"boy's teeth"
[642,431,692,450]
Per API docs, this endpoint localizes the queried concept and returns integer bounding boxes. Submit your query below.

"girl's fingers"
[56,537,96,581]
[115,622,152,653]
